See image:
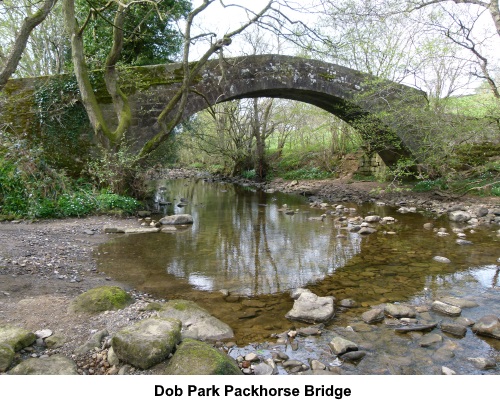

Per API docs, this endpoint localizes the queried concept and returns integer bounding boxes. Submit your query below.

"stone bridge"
[1,54,426,166]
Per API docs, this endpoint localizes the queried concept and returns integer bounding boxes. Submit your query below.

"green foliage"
[0,130,140,219]
[241,169,256,180]
[57,191,95,217]
[86,142,145,197]
[96,192,140,214]
[282,167,332,180]
[412,178,448,192]
[79,0,191,68]
[33,75,93,175]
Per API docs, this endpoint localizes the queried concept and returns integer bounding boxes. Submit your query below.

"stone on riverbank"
[0,325,36,352]
[0,343,15,372]
[112,318,182,369]
[286,289,335,323]
[449,211,471,222]
[160,338,241,375]
[76,329,109,355]
[8,354,78,375]
[159,214,194,225]
[472,315,500,340]
[70,286,134,314]
[432,301,462,316]
[158,300,234,341]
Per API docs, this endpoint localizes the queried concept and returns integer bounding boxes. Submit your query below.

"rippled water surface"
[97,178,500,374]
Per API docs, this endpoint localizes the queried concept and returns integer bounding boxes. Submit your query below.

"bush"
[282,167,332,180]
[96,192,141,214]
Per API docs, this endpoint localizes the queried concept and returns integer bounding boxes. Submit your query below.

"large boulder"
[285,289,335,323]
[160,338,241,375]
[158,300,234,341]
[0,343,15,372]
[159,214,194,225]
[0,325,36,352]
[8,355,78,375]
[472,315,500,340]
[70,286,134,314]
[111,318,182,369]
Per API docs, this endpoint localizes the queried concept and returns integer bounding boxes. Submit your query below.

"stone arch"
[123,54,426,166]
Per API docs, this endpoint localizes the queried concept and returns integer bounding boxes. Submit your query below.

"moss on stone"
[162,338,241,375]
[70,286,134,314]
[0,325,36,352]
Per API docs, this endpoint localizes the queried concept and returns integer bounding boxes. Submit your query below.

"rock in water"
[329,336,358,356]
[159,214,194,225]
[472,315,500,340]
[285,289,335,323]
[449,211,471,222]
[433,256,451,264]
[112,318,182,369]
[384,303,416,318]
[431,301,462,316]
[361,308,385,324]
[158,300,234,341]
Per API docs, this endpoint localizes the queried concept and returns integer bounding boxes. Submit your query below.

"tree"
[0,0,58,91]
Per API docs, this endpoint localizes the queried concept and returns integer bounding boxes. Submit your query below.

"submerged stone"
[286,289,335,323]
[472,315,500,340]
[158,300,234,341]
[432,301,462,317]
[329,336,358,356]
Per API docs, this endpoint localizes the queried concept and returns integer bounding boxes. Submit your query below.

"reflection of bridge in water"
[156,179,363,296]
[2,55,426,166]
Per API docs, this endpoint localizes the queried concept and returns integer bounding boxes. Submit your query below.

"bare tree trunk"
[0,0,58,91]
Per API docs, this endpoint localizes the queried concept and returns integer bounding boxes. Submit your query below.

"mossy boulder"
[70,286,134,314]
[158,300,234,341]
[8,354,78,375]
[0,343,15,372]
[0,324,36,352]
[111,318,182,369]
[161,338,242,375]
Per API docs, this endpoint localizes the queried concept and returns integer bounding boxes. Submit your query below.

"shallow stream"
[97,178,500,374]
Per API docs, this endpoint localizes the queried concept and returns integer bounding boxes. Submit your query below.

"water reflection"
[112,178,363,296]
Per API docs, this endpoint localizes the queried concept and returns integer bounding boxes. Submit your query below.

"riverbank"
[1,173,499,374]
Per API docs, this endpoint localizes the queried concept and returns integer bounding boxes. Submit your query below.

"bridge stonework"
[1,54,426,166]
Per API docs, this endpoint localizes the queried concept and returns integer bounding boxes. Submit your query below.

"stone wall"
[356,153,387,178]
